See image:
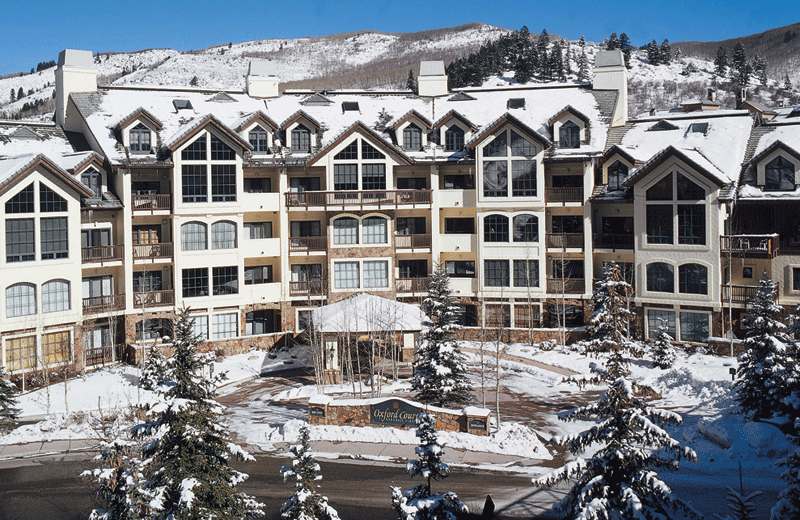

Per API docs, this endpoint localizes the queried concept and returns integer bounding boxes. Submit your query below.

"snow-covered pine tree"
[82,438,145,520]
[715,46,729,77]
[412,266,473,408]
[406,70,417,94]
[648,321,677,369]
[732,41,749,85]
[0,366,20,433]
[391,412,467,520]
[735,272,793,422]
[578,35,586,48]
[132,307,263,520]
[753,55,768,86]
[606,32,619,50]
[280,425,340,520]
[585,262,634,364]
[576,48,590,82]
[619,33,632,68]
[647,40,661,65]
[139,342,169,392]
[714,485,762,520]
[784,72,793,91]
[773,417,800,520]
[660,39,672,65]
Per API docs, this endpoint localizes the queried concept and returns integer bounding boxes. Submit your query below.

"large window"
[645,173,706,246]
[130,123,151,153]
[5,184,34,213]
[647,263,674,293]
[133,271,162,293]
[513,260,539,287]
[363,261,389,288]
[43,330,71,365]
[246,310,277,335]
[6,218,35,262]
[446,261,475,278]
[211,221,237,249]
[182,165,208,203]
[362,217,387,244]
[512,161,537,196]
[680,312,709,342]
[559,121,580,148]
[245,265,272,285]
[334,164,358,191]
[289,177,320,192]
[552,215,582,234]
[483,161,508,197]
[333,217,358,245]
[192,315,208,340]
[210,134,235,160]
[646,205,673,244]
[397,217,426,235]
[484,215,509,242]
[765,156,794,191]
[444,218,474,234]
[484,260,510,287]
[647,309,676,339]
[248,125,270,152]
[444,126,465,152]
[212,266,238,295]
[678,205,705,245]
[513,214,538,242]
[6,335,36,371]
[181,135,206,161]
[398,259,428,279]
[245,222,272,239]
[212,313,238,339]
[678,263,708,295]
[40,185,67,212]
[6,283,36,318]
[362,164,386,190]
[291,264,322,282]
[211,165,236,202]
[181,222,207,251]
[42,280,70,313]
[40,217,68,260]
[291,124,311,152]
[334,262,360,289]
[182,268,209,298]
[290,221,321,237]
[403,123,423,151]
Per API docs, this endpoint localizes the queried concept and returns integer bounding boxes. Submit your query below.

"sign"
[468,418,487,431]
[369,399,421,428]
[309,406,326,417]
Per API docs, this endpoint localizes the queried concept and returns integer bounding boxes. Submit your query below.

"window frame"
[212,266,239,295]
[678,263,708,295]
[484,259,510,287]
[129,123,152,154]
[6,283,36,318]
[646,262,675,293]
[291,124,312,153]
[180,221,208,251]
[182,267,209,298]
[211,221,237,250]
[558,120,581,148]
[444,125,465,152]
[42,279,70,313]
[248,125,271,153]
[484,214,510,242]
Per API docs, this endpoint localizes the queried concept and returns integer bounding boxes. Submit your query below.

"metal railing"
[396,277,429,293]
[289,280,328,297]
[82,294,126,315]
[394,234,432,249]
[546,278,585,294]
[133,290,175,308]
[545,187,583,203]
[288,236,328,253]
[286,190,432,209]
[592,233,634,250]
[546,233,584,249]
[720,234,778,257]
[131,194,171,212]
[81,245,124,263]
[132,242,174,260]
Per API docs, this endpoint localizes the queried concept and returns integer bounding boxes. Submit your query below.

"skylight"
[10,126,40,138]
[507,98,525,110]
[449,92,476,102]
[342,102,360,113]
[173,99,193,111]
[209,92,236,102]
[688,122,709,134]
[788,107,800,118]
[647,119,679,131]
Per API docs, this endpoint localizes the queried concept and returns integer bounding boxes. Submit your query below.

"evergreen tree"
[753,54,768,85]
[280,426,340,520]
[551,44,566,82]
[17,87,23,100]
[139,342,169,392]
[660,39,672,65]
[735,272,793,422]
[412,266,473,408]
[784,72,793,91]
[606,32,619,50]
[9,88,15,102]
[406,69,417,94]
[132,307,263,520]
[82,438,145,520]
[189,76,199,87]
[732,41,750,86]
[619,33,632,67]
[648,321,677,369]
[536,29,550,79]
[585,262,634,362]
[715,46,729,77]
[773,419,800,519]
[0,366,20,433]
[576,48,590,82]
[647,40,661,65]
[391,413,467,520]
[578,35,586,48]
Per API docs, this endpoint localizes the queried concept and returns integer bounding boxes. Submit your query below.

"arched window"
[607,161,628,190]
[679,263,708,295]
[6,283,36,318]
[559,121,580,148]
[130,123,151,153]
[211,221,236,249]
[248,125,270,153]
[403,123,423,151]
[484,215,509,242]
[291,124,311,152]
[646,263,674,293]
[362,216,387,244]
[181,221,208,251]
[444,126,465,152]
[42,279,70,313]
[765,156,795,191]
[513,214,539,242]
[333,217,358,245]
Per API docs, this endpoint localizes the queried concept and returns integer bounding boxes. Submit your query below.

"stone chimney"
[247,60,279,99]
[592,50,628,127]
[55,49,97,130]
[417,61,448,97]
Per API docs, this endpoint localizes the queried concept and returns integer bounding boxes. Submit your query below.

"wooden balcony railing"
[289,280,328,297]
[133,290,175,308]
[721,284,763,304]
[592,233,634,251]
[395,234,432,249]
[396,277,429,293]
[131,194,171,212]
[547,278,585,294]
[286,190,432,209]
[85,344,125,367]
[546,233,584,249]
[81,245,124,263]
[132,242,174,260]
[720,234,778,257]
[289,236,327,253]
[82,294,126,315]
[545,187,583,203]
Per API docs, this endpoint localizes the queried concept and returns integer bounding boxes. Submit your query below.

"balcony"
[285,190,432,210]
[82,245,124,264]
[545,187,583,204]
[82,294,126,315]
[132,243,174,261]
[721,284,762,304]
[547,278,586,294]
[289,280,328,298]
[396,277,428,294]
[546,233,584,249]
[395,234,432,250]
[85,344,126,367]
[289,236,327,254]
[131,194,171,212]
[133,290,175,308]
[593,233,634,251]
[721,234,778,257]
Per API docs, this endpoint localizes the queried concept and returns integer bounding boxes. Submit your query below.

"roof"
[623,145,727,189]
[163,113,252,151]
[306,121,413,167]
[419,61,445,76]
[247,59,277,77]
[312,293,425,333]
[0,153,94,198]
[466,112,551,150]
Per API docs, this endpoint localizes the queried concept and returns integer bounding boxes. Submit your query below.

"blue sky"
[1,0,798,75]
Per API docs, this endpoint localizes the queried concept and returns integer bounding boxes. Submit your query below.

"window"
[212,313,238,339]
[42,280,70,313]
[248,125,270,152]
[485,304,511,327]
[192,315,208,340]
[41,217,68,260]
[211,221,237,249]
[444,218,474,234]
[244,177,271,193]
[607,161,628,190]
[182,165,208,202]
[396,217,426,235]
[290,221,320,237]
[245,265,272,285]
[484,132,507,157]
[362,141,385,160]
[334,164,358,191]
[398,259,427,279]
[403,123,422,151]
[484,260,510,287]
[444,126,465,152]
[6,335,36,371]
[647,263,674,293]
[132,224,160,245]
[333,217,358,245]
[210,134,235,160]
[182,135,206,161]
[362,217,387,244]
[559,121,580,148]
[83,275,112,299]
[82,228,111,248]
[289,177,320,192]
[510,130,535,156]
[677,174,704,200]
[446,261,475,278]
[363,261,389,288]
[765,156,795,191]
[362,164,386,190]
[182,268,209,297]
[483,161,508,197]
[443,174,475,190]
[6,283,35,317]
[513,260,539,287]
[552,215,582,234]
[513,214,538,242]
[211,165,236,202]
[246,310,277,335]
[679,264,708,294]
[291,264,322,282]
[647,309,676,339]
[245,222,272,239]
[744,266,754,279]
[335,141,358,160]
[793,268,800,291]
[483,130,539,197]
[40,184,67,212]
[6,218,35,262]
[553,259,584,279]
[130,123,151,153]
[181,222,207,251]
[397,177,427,190]
[291,124,311,152]
[81,169,102,197]
[136,318,170,341]
[5,184,34,214]
[456,304,479,326]
[334,262,359,289]
[680,312,709,342]
[43,331,71,365]
[212,266,238,295]
[646,205,673,244]
[133,271,162,293]
[688,122,708,134]
[512,161,537,196]
[646,173,673,200]
[678,205,705,245]
[484,215,509,242]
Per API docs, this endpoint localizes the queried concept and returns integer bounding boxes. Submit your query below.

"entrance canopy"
[312,293,426,334]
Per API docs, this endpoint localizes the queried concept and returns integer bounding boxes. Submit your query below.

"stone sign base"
[307,395,491,436]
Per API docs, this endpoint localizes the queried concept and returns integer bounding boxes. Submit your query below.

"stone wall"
[457,326,587,345]
[125,332,285,365]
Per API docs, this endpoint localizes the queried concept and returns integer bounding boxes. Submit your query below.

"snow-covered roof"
[312,293,425,333]
[751,122,800,159]
[0,153,93,198]
[0,122,77,159]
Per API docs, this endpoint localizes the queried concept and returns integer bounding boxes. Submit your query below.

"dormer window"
[81,169,102,198]
[559,121,580,148]
[403,123,423,151]
[444,126,465,152]
[291,124,311,152]
[130,123,151,153]
[248,125,270,153]
[607,161,628,190]
[688,122,709,134]
[765,156,795,191]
